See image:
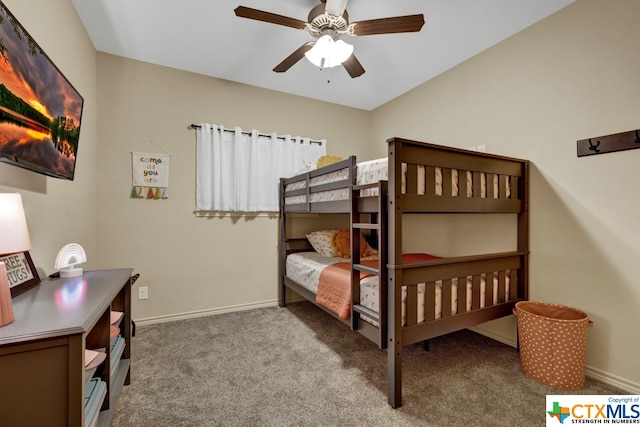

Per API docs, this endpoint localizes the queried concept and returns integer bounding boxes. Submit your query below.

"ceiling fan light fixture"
[305,35,353,69]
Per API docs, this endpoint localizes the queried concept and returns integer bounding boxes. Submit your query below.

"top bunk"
[280,137,529,215]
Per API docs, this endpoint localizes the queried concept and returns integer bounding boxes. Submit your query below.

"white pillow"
[306,230,339,257]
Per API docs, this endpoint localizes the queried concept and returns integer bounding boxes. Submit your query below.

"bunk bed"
[278,137,529,408]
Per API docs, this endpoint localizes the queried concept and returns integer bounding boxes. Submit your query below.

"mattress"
[285,251,510,327]
[284,157,508,205]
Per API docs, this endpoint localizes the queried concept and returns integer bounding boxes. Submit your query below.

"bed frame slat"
[406,285,418,326]
[400,195,522,213]
[456,276,467,315]
[353,304,380,323]
[441,279,452,318]
[442,168,452,197]
[485,272,494,307]
[425,166,437,196]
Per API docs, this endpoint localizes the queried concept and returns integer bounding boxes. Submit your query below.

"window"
[195,124,325,212]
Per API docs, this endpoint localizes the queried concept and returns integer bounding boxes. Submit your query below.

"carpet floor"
[111,301,622,426]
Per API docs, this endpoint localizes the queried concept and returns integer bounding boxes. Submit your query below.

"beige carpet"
[112,301,622,426]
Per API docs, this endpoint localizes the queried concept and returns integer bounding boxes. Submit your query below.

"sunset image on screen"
[0,3,84,180]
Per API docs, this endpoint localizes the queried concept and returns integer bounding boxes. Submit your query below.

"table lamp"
[0,193,32,327]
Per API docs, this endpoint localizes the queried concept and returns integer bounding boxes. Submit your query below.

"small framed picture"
[0,251,40,297]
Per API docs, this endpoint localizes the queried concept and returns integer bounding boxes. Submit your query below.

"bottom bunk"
[279,241,527,407]
[285,251,515,327]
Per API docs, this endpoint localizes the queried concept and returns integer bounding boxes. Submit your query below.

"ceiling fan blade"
[325,0,348,17]
[342,54,365,78]
[273,42,315,73]
[351,14,425,36]
[234,6,307,30]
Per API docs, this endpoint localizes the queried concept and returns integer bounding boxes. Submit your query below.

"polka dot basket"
[513,301,593,390]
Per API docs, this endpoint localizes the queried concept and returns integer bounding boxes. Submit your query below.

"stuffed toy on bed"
[316,155,342,168]
[332,229,372,258]
[306,229,376,258]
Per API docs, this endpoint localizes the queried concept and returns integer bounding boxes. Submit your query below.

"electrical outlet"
[468,145,477,151]
[477,144,486,152]
[138,286,148,300]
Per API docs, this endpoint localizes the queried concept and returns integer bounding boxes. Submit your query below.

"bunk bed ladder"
[351,180,388,349]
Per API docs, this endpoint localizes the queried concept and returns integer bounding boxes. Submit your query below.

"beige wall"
[0,0,98,275]
[372,0,640,391]
[2,0,637,394]
[95,54,371,321]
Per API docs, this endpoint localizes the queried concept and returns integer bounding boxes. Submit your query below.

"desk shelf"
[0,269,133,427]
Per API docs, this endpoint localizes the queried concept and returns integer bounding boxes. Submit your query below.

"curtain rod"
[188,124,323,145]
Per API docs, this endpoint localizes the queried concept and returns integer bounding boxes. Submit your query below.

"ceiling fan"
[234,0,425,78]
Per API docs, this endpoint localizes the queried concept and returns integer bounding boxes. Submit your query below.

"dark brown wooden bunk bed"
[278,137,529,408]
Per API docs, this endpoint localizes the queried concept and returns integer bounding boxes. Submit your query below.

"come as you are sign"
[131,152,170,199]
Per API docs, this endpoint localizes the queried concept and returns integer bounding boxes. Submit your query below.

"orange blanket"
[315,253,439,320]
[316,260,378,320]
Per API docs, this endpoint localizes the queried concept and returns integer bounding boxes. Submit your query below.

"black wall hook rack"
[577,128,640,157]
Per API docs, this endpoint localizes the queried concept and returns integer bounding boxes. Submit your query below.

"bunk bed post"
[518,162,530,301]
[349,157,360,331]
[387,138,404,408]
[278,178,287,308]
[378,180,389,349]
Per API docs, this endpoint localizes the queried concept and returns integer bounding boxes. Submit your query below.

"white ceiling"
[71,0,575,111]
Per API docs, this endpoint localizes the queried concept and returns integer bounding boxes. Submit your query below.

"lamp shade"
[0,193,32,255]
[305,35,354,69]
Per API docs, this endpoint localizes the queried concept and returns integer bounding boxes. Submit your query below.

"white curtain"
[196,124,326,212]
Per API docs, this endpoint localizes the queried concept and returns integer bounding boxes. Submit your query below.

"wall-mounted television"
[0,2,84,180]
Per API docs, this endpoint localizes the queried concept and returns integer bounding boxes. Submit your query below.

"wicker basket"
[513,301,593,390]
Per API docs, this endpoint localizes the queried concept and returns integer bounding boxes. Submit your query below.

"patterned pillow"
[306,230,340,257]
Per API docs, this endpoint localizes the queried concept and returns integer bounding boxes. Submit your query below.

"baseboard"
[585,366,640,394]
[469,325,518,348]
[134,299,280,326]
[469,326,640,395]
[134,295,311,326]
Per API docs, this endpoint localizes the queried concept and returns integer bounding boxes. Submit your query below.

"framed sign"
[0,251,40,297]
